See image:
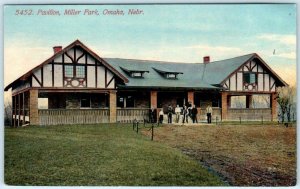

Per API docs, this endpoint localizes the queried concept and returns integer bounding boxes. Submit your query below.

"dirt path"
[142,124,296,186]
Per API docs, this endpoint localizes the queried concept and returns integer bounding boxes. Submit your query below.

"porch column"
[150,91,157,108]
[13,96,16,127]
[18,93,21,127]
[22,92,25,125]
[221,92,228,121]
[187,91,194,105]
[246,95,253,109]
[29,89,39,125]
[271,92,277,122]
[109,90,117,123]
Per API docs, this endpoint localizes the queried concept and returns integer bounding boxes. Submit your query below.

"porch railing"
[39,109,110,125]
[37,107,272,125]
[12,109,29,123]
[227,108,272,121]
[117,108,149,123]
[198,108,222,121]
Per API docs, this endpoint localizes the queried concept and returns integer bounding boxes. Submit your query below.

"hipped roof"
[104,53,287,89]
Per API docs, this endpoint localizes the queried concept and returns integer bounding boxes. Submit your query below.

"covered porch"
[222,92,277,122]
[11,89,278,126]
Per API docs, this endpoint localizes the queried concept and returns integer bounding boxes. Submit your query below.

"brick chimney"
[53,46,62,54]
[203,56,210,64]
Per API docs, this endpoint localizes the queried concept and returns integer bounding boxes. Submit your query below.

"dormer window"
[131,72,143,78]
[152,67,183,79]
[120,66,149,78]
[166,73,176,79]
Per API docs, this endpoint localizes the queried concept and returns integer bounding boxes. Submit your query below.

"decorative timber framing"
[4,39,129,93]
[4,41,288,125]
[220,54,287,93]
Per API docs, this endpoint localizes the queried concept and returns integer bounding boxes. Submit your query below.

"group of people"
[149,103,213,124]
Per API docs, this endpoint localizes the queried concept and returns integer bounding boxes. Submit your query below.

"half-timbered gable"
[6,40,128,94]
[220,54,287,92]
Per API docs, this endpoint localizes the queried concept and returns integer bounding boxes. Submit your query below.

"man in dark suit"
[167,105,173,123]
[191,105,198,123]
[149,107,157,123]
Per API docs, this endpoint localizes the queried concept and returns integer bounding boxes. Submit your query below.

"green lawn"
[5,124,224,186]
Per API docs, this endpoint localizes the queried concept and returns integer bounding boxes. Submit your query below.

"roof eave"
[117,85,220,90]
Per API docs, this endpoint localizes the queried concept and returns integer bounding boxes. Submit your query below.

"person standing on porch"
[167,104,173,123]
[182,105,189,124]
[175,104,181,123]
[149,107,157,123]
[206,104,213,124]
[187,102,192,120]
[191,105,198,123]
[159,109,164,124]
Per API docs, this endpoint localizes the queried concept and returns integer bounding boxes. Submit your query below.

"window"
[126,96,134,107]
[243,73,256,84]
[117,96,124,107]
[65,65,74,77]
[81,95,90,108]
[38,98,48,109]
[64,65,85,78]
[230,96,246,108]
[166,73,176,79]
[76,66,85,78]
[117,95,134,107]
[131,72,142,77]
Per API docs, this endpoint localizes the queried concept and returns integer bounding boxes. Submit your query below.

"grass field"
[4,124,224,186]
[142,124,296,186]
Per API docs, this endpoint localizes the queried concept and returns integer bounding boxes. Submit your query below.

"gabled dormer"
[120,66,149,78]
[152,67,183,79]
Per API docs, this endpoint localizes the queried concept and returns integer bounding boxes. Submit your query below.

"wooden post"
[150,91,157,108]
[221,92,228,121]
[150,91,158,120]
[246,95,253,109]
[271,93,277,122]
[187,91,194,105]
[109,90,117,123]
[151,124,154,141]
[29,89,39,125]
[13,96,16,127]
[18,93,21,127]
[22,92,25,125]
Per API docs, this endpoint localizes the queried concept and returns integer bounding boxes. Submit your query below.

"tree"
[276,86,296,123]
[4,100,12,126]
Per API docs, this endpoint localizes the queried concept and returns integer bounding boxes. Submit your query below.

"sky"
[3,4,297,96]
